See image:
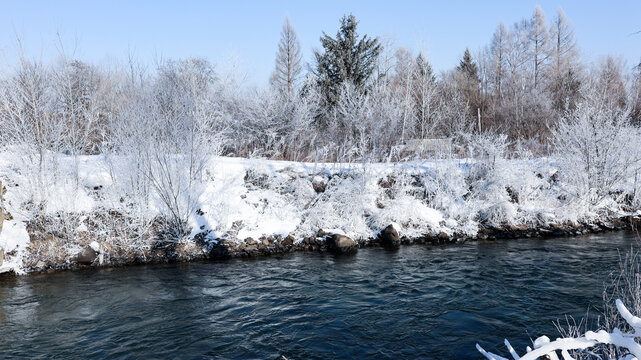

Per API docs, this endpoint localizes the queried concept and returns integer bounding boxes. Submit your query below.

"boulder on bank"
[281,235,295,246]
[326,234,358,254]
[75,246,97,265]
[379,224,400,249]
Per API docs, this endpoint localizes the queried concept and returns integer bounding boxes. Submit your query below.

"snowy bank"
[0,151,638,275]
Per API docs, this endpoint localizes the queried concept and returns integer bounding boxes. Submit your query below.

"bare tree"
[489,22,509,103]
[412,52,438,139]
[0,56,64,207]
[528,5,551,89]
[271,15,302,95]
[548,7,582,114]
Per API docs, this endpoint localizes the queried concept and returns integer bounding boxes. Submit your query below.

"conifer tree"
[457,48,481,118]
[313,14,382,108]
[458,48,479,81]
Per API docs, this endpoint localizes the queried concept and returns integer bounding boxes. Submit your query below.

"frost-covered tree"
[553,87,641,209]
[528,5,551,89]
[546,7,582,115]
[0,57,65,207]
[632,61,641,124]
[412,52,438,138]
[271,15,302,95]
[489,22,509,103]
[313,14,382,109]
[595,55,628,110]
[52,59,104,156]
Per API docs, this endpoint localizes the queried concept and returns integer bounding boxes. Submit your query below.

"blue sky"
[0,0,639,87]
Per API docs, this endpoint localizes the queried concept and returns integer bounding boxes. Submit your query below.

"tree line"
[1,7,640,164]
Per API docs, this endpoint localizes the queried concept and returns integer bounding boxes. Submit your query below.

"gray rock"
[0,248,3,267]
[379,224,400,249]
[326,234,357,254]
[75,246,97,265]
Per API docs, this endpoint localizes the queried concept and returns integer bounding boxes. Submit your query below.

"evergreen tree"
[457,48,479,82]
[313,14,382,108]
[415,53,435,83]
[456,48,481,118]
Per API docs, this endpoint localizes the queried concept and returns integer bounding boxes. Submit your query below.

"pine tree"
[313,14,382,108]
[457,48,481,118]
[457,48,479,82]
[271,15,302,95]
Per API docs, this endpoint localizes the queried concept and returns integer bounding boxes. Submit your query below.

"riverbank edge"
[2,214,638,277]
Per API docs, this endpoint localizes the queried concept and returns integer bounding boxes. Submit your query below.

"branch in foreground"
[477,299,641,360]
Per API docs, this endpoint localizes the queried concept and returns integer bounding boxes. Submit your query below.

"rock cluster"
[19,215,640,275]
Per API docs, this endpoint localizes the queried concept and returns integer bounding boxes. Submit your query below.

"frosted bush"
[553,100,641,213]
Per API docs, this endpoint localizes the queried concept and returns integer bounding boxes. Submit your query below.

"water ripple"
[0,232,637,359]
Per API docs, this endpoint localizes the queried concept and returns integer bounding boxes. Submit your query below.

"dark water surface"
[1,232,639,359]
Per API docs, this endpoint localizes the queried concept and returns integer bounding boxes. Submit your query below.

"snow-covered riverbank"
[0,151,638,275]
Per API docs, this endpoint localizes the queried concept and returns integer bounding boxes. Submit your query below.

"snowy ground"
[0,150,634,275]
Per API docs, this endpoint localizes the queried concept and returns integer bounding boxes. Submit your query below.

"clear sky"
[0,0,639,87]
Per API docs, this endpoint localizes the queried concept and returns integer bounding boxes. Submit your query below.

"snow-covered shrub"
[299,170,378,240]
[461,132,519,226]
[552,99,641,213]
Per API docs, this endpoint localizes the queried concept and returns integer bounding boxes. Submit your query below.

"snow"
[0,148,637,274]
[0,220,30,275]
[89,241,101,252]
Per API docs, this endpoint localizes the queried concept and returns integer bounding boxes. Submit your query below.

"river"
[1,232,638,359]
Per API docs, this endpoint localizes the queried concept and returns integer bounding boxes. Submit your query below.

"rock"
[312,182,326,193]
[245,237,257,245]
[515,224,528,231]
[312,176,327,193]
[438,231,449,240]
[210,244,231,259]
[36,260,45,268]
[379,224,400,249]
[326,234,357,254]
[282,235,294,246]
[316,229,327,238]
[378,176,396,189]
[75,246,97,265]
[0,248,3,267]
[262,238,270,246]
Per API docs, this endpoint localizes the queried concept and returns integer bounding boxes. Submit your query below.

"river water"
[1,232,639,359]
